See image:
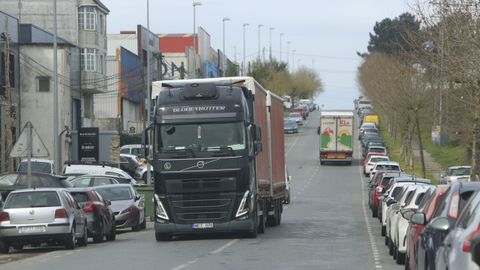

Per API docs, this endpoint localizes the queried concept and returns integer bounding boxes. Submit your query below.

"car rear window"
[376,165,400,171]
[371,157,388,163]
[96,187,133,201]
[6,191,61,208]
[70,192,90,204]
[16,174,65,187]
[18,161,52,174]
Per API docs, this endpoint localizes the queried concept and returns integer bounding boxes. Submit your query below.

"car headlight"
[235,190,250,218]
[120,206,133,215]
[154,194,169,221]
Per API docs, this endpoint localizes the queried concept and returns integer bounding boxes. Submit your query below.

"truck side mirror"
[255,126,262,141]
[317,127,320,135]
[255,142,262,155]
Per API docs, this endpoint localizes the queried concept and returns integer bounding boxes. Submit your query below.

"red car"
[405,185,448,270]
[368,171,405,218]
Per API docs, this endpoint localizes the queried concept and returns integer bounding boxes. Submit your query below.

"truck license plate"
[19,226,46,234]
[192,223,214,229]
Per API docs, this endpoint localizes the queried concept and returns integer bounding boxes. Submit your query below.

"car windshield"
[157,122,246,151]
[289,113,301,118]
[449,168,471,176]
[5,191,61,208]
[96,187,133,201]
[375,164,400,171]
[369,147,385,153]
[0,174,18,186]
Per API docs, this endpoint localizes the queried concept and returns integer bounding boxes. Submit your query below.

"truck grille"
[165,177,236,194]
[168,193,236,224]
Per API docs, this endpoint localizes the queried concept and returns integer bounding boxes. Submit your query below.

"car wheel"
[65,226,76,250]
[372,209,378,218]
[0,240,10,254]
[396,251,405,265]
[140,213,147,230]
[78,223,88,247]
[405,256,409,270]
[393,245,397,260]
[155,232,171,241]
[106,218,117,241]
[381,225,386,237]
[93,222,104,243]
[388,238,394,256]
[12,244,23,251]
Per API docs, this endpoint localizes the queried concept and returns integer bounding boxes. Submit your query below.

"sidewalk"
[412,142,443,182]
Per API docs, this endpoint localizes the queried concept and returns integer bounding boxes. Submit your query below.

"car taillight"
[463,225,480,252]
[448,192,460,219]
[0,211,9,222]
[55,208,68,219]
[368,163,373,166]
[83,203,94,213]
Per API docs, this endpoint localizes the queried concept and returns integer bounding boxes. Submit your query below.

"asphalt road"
[0,110,403,270]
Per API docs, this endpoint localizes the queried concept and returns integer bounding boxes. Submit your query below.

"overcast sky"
[101,0,411,109]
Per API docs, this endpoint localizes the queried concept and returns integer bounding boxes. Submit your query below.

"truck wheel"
[0,240,9,254]
[276,200,282,225]
[246,207,258,238]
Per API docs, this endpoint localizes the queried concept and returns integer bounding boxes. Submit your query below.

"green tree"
[367,12,421,55]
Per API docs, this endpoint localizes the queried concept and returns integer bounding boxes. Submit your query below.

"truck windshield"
[450,168,471,176]
[157,122,246,152]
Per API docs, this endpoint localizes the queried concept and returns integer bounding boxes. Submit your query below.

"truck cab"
[441,165,472,184]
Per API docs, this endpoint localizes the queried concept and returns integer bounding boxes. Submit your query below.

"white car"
[360,122,377,133]
[370,161,401,181]
[364,155,390,176]
[17,159,54,174]
[391,184,431,264]
[288,113,303,125]
[441,165,472,184]
[63,163,137,185]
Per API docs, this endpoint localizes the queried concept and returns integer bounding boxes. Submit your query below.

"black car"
[0,172,73,200]
[120,154,142,178]
[413,182,480,270]
[69,188,116,243]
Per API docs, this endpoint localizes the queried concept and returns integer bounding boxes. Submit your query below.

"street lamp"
[279,33,284,62]
[192,1,202,78]
[286,41,291,71]
[222,17,230,76]
[257,24,264,60]
[243,23,249,75]
[269,27,274,61]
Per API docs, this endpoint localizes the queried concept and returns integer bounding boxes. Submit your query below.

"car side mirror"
[401,209,415,220]
[428,216,450,231]
[134,194,141,202]
[386,199,397,207]
[104,199,111,206]
[410,212,426,225]
[471,235,480,266]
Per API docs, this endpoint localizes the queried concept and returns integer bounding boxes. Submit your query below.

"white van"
[62,163,137,185]
[120,144,152,158]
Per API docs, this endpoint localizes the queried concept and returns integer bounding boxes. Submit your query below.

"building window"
[78,6,97,31]
[81,48,97,72]
[37,77,50,92]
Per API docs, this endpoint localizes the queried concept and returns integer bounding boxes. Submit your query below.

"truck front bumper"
[154,218,254,235]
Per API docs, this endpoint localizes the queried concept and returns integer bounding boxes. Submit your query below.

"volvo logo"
[29,209,35,215]
[196,161,205,169]
[164,162,172,170]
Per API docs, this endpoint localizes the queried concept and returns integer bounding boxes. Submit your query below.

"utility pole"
[2,18,14,172]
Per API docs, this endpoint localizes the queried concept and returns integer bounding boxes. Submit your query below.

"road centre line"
[210,239,239,255]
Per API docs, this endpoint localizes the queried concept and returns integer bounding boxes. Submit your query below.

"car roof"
[67,187,96,192]
[9,187,65,194]
[120,153,138,158]
[449,165,471,169]
[19,159,54,163]
[369,155,389,160]
[120,144,144,149]
[375,161,400,166]
[94,184,133,189]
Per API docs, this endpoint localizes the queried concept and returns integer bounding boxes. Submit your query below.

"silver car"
[0,188,88,253]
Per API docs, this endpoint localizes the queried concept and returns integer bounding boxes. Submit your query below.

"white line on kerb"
[358,145,383,269]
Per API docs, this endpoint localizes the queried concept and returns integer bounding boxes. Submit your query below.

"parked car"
[69,175,120,187]
[17,159,54,174]
[69,188,116,243]
[63,163,137,185]
[363,146,387,158]
[368,171,406,218]
[370,161,401,181]
[441,165,472,184]
[288,112,303,125]
[0,172,73,200]
[120,154,143,178]
[364,155,390,176]
[359,128,379,140]
[0,188,88,253]
[284,119,299,134]
[434,189,480,270]
[360,122,377,133]
[94,184,146,231]
[391,184,431,265]
[413,182,480,270]
[120,144,151,158]
[406,185,448,270]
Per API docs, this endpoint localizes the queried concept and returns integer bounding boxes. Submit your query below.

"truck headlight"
[154,194,169,221]
[235,190,250,218]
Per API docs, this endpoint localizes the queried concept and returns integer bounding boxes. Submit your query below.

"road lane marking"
[210,239,239,255]
[285,134,301,156]
[357,141,383,269]
[170,239,240,270]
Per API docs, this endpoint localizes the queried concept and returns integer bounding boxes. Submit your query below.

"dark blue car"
[284,119,299,134]
[413,182,480,270]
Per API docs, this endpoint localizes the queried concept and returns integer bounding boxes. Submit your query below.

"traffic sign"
[10,122,49,158]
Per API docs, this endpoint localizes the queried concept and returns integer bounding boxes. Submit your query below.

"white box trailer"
[318,111,354,165]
